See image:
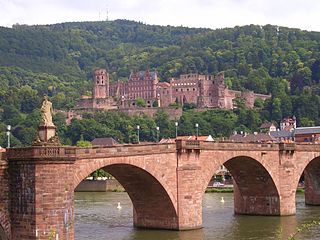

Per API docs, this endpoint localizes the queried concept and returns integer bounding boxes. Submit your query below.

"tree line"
[0,20,320,146]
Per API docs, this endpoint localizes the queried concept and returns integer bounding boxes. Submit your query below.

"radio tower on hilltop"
[106,1,109,21]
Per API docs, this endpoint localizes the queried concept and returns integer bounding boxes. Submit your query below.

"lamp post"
[156,126,160,142]
[175,122,178,138]
[137,125,140,143]
[6,125,11,148]
[195,123,199,139]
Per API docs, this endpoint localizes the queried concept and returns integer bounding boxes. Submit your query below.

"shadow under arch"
[0,225,8,240]
[298,156,320,205]
[76,163,178,230]
[221,156,280,215]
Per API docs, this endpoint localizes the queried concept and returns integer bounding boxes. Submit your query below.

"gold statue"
[40,95,54,126]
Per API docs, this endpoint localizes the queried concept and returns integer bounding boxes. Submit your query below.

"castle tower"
[212,72,226,108]
[93,69,109,99]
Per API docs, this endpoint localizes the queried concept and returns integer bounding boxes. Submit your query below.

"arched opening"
[204,156,280,216]
[74,163,178,238]
[300,156,320,205]
[224,156,280,215]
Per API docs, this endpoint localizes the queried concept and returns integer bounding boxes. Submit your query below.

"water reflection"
[75,192,320,240]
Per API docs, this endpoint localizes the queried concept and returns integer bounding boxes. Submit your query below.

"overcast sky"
[0,0,319,31]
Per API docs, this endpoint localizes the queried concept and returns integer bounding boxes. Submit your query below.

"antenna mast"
[106,0,109,21]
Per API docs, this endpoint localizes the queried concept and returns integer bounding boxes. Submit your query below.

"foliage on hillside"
[0,20,320,146]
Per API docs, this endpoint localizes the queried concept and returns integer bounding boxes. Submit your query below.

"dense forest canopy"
[0,19,319,146]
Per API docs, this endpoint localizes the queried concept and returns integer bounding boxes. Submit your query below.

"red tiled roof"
[157,82,171,88]
[91,138,119,146]
[260,122,275,129]
[229,133,277,143]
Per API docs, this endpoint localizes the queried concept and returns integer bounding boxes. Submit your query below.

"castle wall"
[170,79,199,105]
[114,107,183,120]
[76,98,117,110]
[157,85,172,107]
[127,71,158,100]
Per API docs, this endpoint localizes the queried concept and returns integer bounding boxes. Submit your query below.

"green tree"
[76,135,92,147]
[136,97,146,107]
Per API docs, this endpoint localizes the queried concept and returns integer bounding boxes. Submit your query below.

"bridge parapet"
[6,143,176,161]
[279,143,296,151]
[295,143,320,152]
[176,140,280,151]
[74,143,176,159]
[7,146,77,161]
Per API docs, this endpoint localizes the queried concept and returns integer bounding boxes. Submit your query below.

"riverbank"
[205,187,305,193]
[75,180,305,194]
[75,179,124,192]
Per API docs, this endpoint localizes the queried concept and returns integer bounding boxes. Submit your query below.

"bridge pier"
[177,148,203,230]
[8,147,75,240]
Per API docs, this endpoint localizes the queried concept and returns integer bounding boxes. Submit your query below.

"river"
[75,192,320,240]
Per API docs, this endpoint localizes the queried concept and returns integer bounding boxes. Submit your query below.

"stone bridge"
[0,140,320,240]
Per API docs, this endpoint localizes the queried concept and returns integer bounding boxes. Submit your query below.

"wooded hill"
[0,20,319,146]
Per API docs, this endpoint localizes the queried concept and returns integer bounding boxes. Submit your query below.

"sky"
[0,0,319,31]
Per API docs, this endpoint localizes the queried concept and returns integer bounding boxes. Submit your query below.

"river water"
[75,192,320,240]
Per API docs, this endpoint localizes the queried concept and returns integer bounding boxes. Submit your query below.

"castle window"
[102,76,104,80]
[97,81,99,84]
[193,88,195,91]
[181,89,183,92]
[102,81,104,84]
[187,89,189,91]
[176,89,178,92]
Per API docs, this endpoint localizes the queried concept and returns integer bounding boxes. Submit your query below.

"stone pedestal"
[38,125,56,142]
[33,125,60,146]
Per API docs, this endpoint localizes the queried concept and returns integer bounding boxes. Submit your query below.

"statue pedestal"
[38,125,56,142]
[33,125,60,146]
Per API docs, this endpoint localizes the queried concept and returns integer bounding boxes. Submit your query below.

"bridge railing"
[176,139,281,151]
[6,143,177,161]
[6,146,77,160]
[74,142,176,158]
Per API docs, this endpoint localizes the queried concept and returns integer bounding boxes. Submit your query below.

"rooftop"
[229,133,277,143]
[91,137,119,146]
[294,126,320,135]
[270,130,293,139]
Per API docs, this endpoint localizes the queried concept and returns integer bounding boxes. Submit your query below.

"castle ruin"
[76,68,270,111]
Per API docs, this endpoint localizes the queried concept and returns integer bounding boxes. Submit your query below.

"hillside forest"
[0,20,319,146]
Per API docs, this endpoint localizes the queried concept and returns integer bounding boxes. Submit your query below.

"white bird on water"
[220,197,225,203]
[117,202,122,210]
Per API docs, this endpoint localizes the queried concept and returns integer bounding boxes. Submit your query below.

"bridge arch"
[74,159,178,230]
[201,155,280,215]
[295,156,320,205]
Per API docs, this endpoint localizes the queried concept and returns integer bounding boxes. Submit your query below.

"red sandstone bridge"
[0,140,320,240]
